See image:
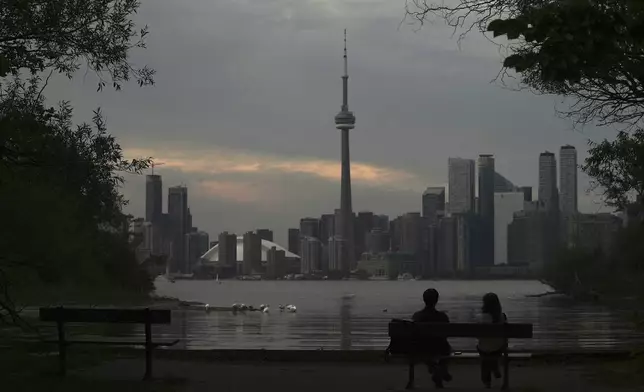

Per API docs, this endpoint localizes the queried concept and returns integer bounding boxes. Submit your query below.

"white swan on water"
[285,304,297,313]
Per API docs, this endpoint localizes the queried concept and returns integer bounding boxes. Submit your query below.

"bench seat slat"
[389,319,533,339]
[42,338,179,347]
[388,351,532,359]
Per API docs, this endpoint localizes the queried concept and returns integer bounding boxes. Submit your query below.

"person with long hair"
[477,293,507,389]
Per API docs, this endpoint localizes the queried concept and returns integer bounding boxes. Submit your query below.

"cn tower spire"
[334,29,356,278]
[342,29,349,111]
[336,29,355,129]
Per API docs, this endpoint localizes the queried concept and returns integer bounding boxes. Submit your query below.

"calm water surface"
[143,279,644,351]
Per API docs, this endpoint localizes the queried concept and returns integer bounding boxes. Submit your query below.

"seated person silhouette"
[477,292,507,389]
[412,288,452,388]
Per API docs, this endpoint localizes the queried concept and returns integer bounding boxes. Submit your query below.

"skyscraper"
[334,30,356,278]
[185,230,209,273]
[366,228,390,254]
[478,155,495,267]
[242,231,262,275]
[355,211,374,258]
[267,246,287,279]
[300,236,322,274]
[448,158,475,214]
[256,229,274,242]
[168,186,189,273]
[494,192,525,265]
[559,145,578,215]
[373,214,390,232]
[218,231,237,268]
[399,212,423,255]
[494,171,519,193]
[319,213,336,244]
[422,187,446,224]
[538,152,558,210]
[300,217,320,239]
[520,186,533,202]
[288,228,300,256]
[145,174,162,223]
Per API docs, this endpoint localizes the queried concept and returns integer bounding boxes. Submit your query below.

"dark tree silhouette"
[583,130,644,210]
[0,0,154,90]
[0,0,154,325]
[406,0,644,127]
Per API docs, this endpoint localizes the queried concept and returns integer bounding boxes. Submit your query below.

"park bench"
[386,318,533,390]
[39,307,179,379]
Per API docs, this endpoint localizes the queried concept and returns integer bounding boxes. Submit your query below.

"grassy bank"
[0,342,176,392]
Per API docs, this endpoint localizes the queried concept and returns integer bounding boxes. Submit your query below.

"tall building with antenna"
[334,30,356,277]
[145,174,162,223]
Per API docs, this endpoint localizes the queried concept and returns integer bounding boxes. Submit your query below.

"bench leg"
[56,319,67,377]
[406,358,415,390]
[501,350,509,390]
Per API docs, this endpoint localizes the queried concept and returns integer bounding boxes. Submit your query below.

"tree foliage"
[0,78,153,323]
[544,223,644,301]
[406,0,644,127]
[0,0,155,324]
[582,130,644,210]
[0,0,154,90]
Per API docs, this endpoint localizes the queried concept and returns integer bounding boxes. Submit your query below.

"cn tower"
[334,29,356,277]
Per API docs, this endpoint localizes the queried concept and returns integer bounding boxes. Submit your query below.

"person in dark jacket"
[412,288,452,388]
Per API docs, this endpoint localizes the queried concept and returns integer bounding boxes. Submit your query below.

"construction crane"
[151,162,166,175]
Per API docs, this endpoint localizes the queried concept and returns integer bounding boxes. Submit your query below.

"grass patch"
[6,377,181,392]
[586,357,644,390]
[0,342,179,392]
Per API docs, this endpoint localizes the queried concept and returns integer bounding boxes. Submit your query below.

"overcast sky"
[46,0,619,245]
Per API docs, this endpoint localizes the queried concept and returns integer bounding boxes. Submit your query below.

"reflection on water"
[340,297,351,350]
[34,280,644,351]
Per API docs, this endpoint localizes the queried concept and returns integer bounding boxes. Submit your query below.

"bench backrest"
[389,319,533,339]
[39,307,172,325]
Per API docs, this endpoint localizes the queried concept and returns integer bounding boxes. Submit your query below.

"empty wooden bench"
[387,319,533,390]
[39,307,179,379]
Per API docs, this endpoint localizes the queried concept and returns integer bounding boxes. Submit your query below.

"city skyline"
[137,141,623,279]
[140,145,590,247]
[44,1,613,245]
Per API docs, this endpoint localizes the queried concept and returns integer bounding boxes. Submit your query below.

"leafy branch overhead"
[0,0,155,90]
[407,0,644,127]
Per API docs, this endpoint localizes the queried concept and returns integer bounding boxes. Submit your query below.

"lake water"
[145,279,644,351]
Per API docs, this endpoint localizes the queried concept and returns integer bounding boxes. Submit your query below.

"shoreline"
[49,346,637,363]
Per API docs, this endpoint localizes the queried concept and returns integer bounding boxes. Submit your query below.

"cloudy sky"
[47,0,618,245]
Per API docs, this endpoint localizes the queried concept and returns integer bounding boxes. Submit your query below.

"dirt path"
[80,359,636,391]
